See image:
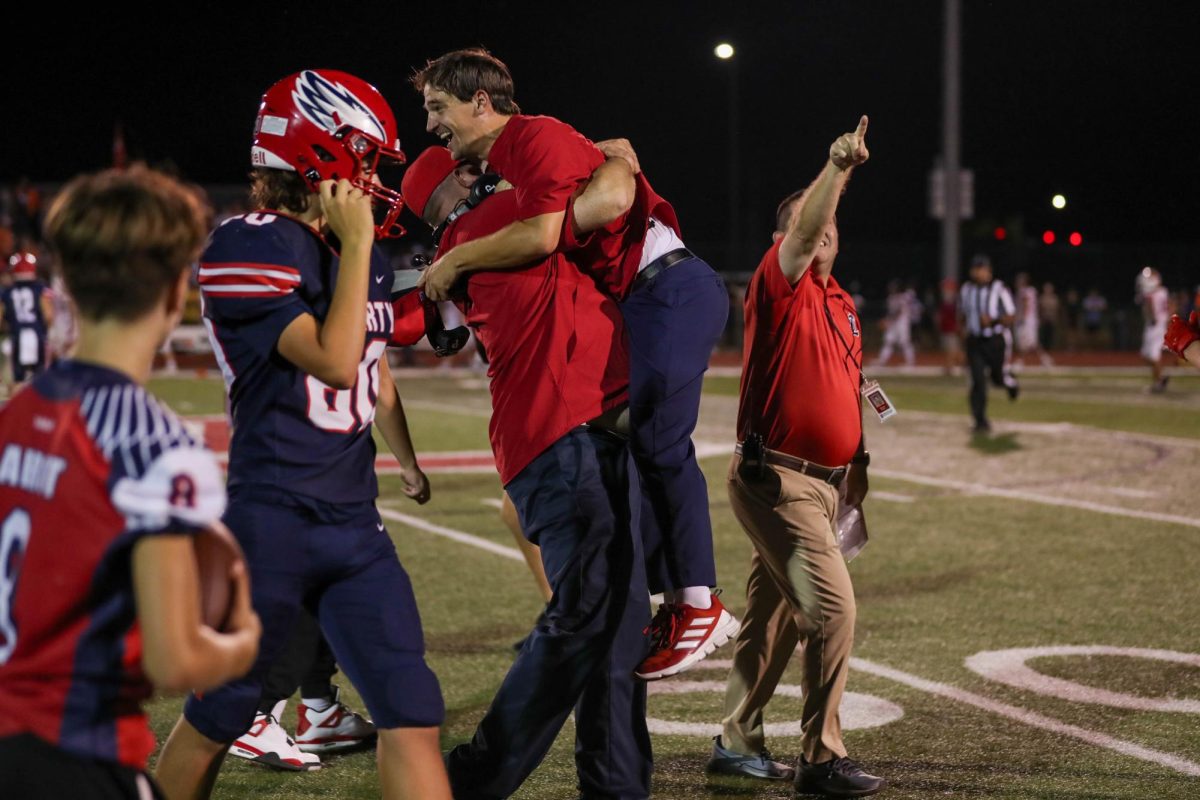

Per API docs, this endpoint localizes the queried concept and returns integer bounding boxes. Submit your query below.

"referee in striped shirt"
[959,254,1020,433]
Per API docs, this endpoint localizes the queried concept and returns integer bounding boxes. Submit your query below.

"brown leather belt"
[734,443,847,487]
[632,247,694,291]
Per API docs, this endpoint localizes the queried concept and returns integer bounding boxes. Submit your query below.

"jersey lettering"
[304,340,386,432]
[0,508,31,665]
[244,212,279,227]
[10,287,37,325]
[0,444,68,499]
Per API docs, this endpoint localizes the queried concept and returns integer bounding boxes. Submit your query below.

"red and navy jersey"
[198,212,395,504]
[0,360,225,770]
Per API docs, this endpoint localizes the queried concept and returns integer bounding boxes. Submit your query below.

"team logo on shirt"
[292,71,386,142]
[847,312,861,337]
[169,473,197,509]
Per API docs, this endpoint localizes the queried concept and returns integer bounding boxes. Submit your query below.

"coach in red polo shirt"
[712,118,886,798]
[400,145,653,800]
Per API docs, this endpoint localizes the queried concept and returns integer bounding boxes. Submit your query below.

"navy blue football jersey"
[2,279,50,377]
[198,212,395,503]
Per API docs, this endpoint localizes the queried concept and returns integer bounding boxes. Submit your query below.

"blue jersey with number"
[198,212,395,504]
[1,279,49,338]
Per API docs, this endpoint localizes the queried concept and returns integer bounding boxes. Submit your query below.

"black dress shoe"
[795,756,886,797]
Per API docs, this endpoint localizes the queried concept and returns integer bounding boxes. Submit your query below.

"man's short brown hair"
[410,48,521,115]
[44,167,207,322]
[775,189,808,233]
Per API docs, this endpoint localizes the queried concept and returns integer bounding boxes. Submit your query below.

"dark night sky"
[5,1,1200,254]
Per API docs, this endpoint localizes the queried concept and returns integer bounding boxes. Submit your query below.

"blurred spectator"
[1014,273,1052,366]
[12,178,42,241]
[1038,282,1060,350]
[1063,287,1082,350]
[874,279,920,366]
[938,278,961,375]
[1082,288,1107,349]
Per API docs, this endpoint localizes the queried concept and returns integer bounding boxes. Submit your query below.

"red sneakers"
[635,593,741,680]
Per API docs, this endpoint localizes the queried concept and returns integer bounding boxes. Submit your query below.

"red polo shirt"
[486,114,605,220]
[563,172,682,301]
[441,190,629,484]
[737,241,863,467]
[488,114,681,300]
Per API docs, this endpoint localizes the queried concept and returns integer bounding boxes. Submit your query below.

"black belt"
[734,443,847,487]
[632,248,693,291]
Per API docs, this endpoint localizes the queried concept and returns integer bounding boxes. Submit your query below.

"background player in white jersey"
[1137,266,1171,393]
[1013,272,1053,367]
[874,279,920,366]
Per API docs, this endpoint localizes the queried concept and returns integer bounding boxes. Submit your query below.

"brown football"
[192,521,244,631]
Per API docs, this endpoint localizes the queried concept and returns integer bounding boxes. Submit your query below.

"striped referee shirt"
[960,279,1015,337]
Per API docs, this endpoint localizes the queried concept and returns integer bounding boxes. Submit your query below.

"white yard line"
[380,505,1200,777]
[849,657,1200,777]
[870,491,915,503]
[868,467,1200,530]
[377,506,524,563]
[693,439,1200,529]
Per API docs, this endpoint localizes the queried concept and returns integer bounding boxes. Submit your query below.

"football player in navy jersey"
[154,70,451,800]
[0,167,261,799]
[0,251,56,386]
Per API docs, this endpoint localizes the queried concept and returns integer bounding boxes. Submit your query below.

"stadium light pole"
[940,0,961,285]
[716,42,741,272]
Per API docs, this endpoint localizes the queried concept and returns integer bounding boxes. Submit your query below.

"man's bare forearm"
[445,212,564,274]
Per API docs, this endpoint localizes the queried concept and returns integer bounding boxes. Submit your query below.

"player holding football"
[154,70,450,800]
[0,167,261,799]
[413,49,738,680]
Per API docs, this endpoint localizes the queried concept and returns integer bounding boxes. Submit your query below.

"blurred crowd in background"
[3,176,1197,374]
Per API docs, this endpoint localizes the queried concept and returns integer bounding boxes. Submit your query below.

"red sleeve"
[488,116,604,221]
[389,291,426,347]
[759,240,802,301]
[559,196,597,252]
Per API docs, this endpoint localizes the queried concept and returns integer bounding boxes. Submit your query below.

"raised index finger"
[855,115,869,140]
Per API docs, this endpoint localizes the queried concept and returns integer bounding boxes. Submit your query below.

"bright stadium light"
[1052,193,1067,209]
[715,43,735,60]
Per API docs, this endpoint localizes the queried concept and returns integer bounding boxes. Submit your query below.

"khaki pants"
[720,454,856,763]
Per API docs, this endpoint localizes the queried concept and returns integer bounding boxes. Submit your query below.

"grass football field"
[145,366,1200,799]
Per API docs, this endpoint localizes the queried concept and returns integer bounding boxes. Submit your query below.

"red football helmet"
[252,69,407,238]
[8,251,37,278]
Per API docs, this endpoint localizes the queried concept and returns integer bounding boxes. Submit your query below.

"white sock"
[302,695,335,713]
[678,586,712,609]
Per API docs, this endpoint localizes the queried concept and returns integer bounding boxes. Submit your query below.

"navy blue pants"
[621,256,728,594]
[184,488,443,743]
[446,428,652,800]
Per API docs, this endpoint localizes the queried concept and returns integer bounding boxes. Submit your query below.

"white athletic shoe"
[228,704,321,771]
[295,687,377,753]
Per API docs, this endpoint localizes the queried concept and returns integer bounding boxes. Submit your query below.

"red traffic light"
[1042,230,1056,245]
[993,226,1007,241]
[1069,231,1082,246]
